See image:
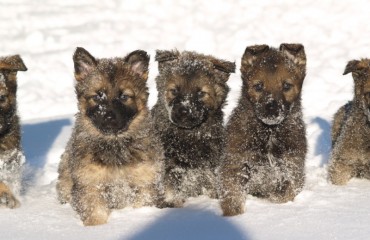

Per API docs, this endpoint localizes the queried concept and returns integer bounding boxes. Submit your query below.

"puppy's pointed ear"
[0,55,27,72]
[73,47,97,81]
[280,43,306,66]
[210,58,236,74]
[155,50,179,73]
[343,60,365,75]
[241,44,269,67]
[124,50,150,80]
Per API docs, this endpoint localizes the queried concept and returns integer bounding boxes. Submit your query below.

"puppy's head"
[73,47,149,135]
[0,55,27,134]
[343,59,370,120]
[241,44,306,125]
[155,50,235,129]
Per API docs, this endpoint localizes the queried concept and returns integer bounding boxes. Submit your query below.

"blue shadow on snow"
[126,209,249,240]
[312,117,332,166]
[21,118,72,171]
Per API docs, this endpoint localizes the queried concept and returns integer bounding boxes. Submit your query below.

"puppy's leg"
[219,153,247,216]
[72,183,110,226]
[271,155,305,203]
[329,161,353,185]
[0,182,20,208]
[56,152,73,204]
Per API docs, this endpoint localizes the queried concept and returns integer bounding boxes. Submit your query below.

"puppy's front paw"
[0,191,20,209]
[221,197,245,217]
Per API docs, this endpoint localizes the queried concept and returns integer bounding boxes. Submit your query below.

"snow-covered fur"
[151,50,235,207]
[0,55,27,209]
[220,44,307,216]
[56,48,164,226]
[329,59,370,185]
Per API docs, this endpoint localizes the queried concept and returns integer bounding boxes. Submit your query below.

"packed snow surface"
[1,0,370,239]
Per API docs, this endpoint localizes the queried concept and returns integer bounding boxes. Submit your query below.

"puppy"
[329,59,370,185]
[151,50,235,207]
[220,44,307,216]
[0,55,27,209]
[56,47,164,226]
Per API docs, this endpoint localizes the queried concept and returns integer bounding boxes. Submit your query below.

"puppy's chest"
[163,129,219,166]
[251,130,286,166]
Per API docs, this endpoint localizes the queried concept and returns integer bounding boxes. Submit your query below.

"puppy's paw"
[0,190,20,209]
[82,210,109,226]
[221,197,245,217]
[329,163,352,185]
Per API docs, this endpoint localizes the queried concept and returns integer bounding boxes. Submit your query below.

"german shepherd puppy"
[329,59,370,185]
[0,55,27,209]
[56,47,164,226]
[220,44,307,216]
[151,50,235,207]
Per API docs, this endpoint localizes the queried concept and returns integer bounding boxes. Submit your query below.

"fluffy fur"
[0,55,27,209]
[151,50,235,207]
[220,44,307,216]
[56,48,164,226]
[329,59,370,185]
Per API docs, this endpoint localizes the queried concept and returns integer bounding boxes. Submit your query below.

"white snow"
[1,0,370,239]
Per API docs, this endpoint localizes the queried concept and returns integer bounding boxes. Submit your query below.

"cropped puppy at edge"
[0,55,27,209]
[151,49,235,207]
[220,44,307,216]
[56,48,165,226]
[329,59,370,185]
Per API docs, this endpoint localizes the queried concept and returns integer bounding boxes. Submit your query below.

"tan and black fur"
[0,55,27,209]
[220,44,307,216]
[329,59,370,185]
[151,50,235,207]
[56,47,164,226]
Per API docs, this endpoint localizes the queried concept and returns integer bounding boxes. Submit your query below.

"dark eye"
[169,88,178,96]
[197,91,206,98]
[0,95,6,102]
[253,83,263,92]
[283,82,293,92]
[120,93,130,101]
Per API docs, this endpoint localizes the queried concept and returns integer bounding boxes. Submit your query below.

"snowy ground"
[1,0,370,239]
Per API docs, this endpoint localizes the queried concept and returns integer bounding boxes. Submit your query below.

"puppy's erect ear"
[209,58,236,74]
[73,47,97,81]
[124,50,150,80]
[155,50,179,73]
[0,55,27,72]
[343,60,366,75]
[241,44,269,67]
[280,43,306,66]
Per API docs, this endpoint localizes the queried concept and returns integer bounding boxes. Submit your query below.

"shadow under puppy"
[151,50,235,207]
[56,48,164,226]
[0,55,27,209]
[329,59,370,185]
[220,44,307,216]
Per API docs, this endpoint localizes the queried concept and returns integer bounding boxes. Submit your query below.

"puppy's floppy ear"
[209,58,236,74]
[0,55,27,72]
[155,49,179,73]
[280,43,306,66]
[241,44,269,67]
[73,47,97,81]
[124,50,150,80]
[343,60,365,75]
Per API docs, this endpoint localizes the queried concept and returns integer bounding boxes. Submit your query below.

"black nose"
[265,100,278,112]
[105,111,117,121]
[179,106,189,115]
